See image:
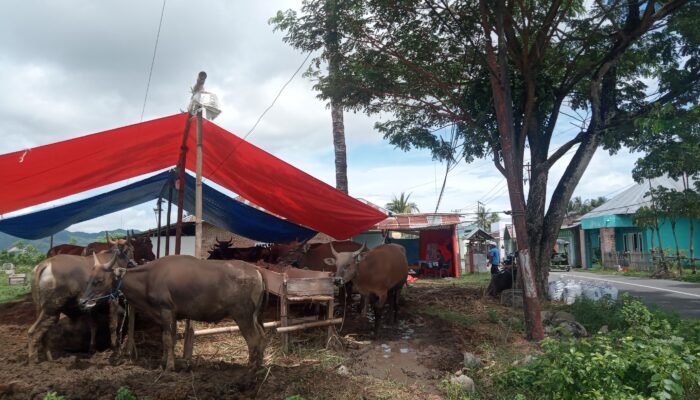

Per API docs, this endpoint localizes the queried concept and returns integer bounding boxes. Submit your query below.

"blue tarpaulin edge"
[0,170,316,243]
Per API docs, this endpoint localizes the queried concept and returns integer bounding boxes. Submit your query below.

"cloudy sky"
[0,0,640,233]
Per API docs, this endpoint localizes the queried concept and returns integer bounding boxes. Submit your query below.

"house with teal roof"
[579,177,700,270]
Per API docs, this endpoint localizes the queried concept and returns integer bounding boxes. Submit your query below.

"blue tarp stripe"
[0,171,317,243]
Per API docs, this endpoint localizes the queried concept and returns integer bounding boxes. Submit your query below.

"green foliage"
[385,192,420,214]
[498,296,700,399]
[115,386,137,400]
[43,392,65,400]
[285,396,306,400]
[567,196,607,216]
[475,207,499,231]
[439,378,472,400]
[418,306,474,327]
[487,308,499,324]
[0,264,32,303]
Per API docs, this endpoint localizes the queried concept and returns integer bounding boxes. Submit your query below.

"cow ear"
[114,267,127,278]
[323,257,336,266]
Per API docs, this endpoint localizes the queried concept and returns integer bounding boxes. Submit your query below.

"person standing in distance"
[487,244,500,275]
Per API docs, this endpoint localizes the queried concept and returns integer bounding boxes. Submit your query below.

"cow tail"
[31,262,47,311]
[257,269,268,330]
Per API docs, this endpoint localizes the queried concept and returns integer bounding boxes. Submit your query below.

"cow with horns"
[79,255,267,373]
[323,243,409,336]
[28,234,136,363]
[83,230,155,265]
[207,237,271,263]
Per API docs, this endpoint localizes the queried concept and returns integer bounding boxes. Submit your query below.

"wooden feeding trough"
[186,264,342,352]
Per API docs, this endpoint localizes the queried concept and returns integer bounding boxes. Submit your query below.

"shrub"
[115,386,137,400]
[496,297,700,399]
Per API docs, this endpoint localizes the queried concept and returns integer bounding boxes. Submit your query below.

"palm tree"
[386,192,420,214]
[476,208,500,231]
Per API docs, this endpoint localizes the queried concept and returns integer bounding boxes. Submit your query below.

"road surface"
[549,271,700,319]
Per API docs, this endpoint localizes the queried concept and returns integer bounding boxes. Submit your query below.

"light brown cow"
[324,243,408,336]
[46,244,85,257]
[28,239,135,363]
[79,255,267,373]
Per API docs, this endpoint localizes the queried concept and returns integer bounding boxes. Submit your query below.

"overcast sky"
[0,0,640,233]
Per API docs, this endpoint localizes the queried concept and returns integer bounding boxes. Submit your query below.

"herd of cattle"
[27,233,409,374]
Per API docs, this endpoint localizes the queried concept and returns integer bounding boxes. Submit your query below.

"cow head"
[79,237,135,308]
[128,230,155,264]
[324,242,368,283]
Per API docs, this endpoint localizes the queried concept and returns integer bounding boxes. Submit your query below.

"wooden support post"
[126,304,136,359]
[280,275,289,352]
[155,196,162,258]
[49,235,53,250]
[174,115,192,256]
[165,185,173,256]
[326,297,335,343]
[183,319,194,361]
[469,242,475,273]
[195,110,203,260]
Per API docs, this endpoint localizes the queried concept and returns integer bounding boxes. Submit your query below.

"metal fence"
[602,251,698,272]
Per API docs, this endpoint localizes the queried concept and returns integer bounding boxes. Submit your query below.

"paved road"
[549,271,700,319]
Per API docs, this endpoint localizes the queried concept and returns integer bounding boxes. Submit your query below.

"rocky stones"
[463,352,482,369]
[449,374,475,393]
[336,365,350,376]
[542,310,588,337]
[511,355,536,367]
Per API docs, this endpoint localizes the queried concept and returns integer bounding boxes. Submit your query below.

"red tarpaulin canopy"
[0,113,386,239]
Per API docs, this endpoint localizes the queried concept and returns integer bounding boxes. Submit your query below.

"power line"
[140,0,167,122]
[206,51,313,180]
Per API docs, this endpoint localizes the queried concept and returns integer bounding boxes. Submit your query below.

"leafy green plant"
[115,386,137,400]
[43,392,65,400]
[487,308,499,323]
[497,297,700,399]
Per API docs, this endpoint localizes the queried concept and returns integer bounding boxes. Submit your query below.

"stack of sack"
[548,279,618,304]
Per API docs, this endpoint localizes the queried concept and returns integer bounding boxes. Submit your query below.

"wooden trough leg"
[126,305,137,359]
[326,298,335,347]
[280,296,289,352]
[183,319,194,361]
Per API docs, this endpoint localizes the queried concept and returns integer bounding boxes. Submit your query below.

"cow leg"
[109,301,120,348]
[370,293,387,337]
[27,310,57,363]
[390,281,405,324]
[160,309,176,371]
[235,314,265,371]
[88,318,97,353]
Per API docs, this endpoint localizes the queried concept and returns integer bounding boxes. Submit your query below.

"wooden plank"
[286,295,334,302]
[281,277,289,351]
[327,298,335,342]
[8,274,26,285]
[259,267,285,296]
[183,319,194,360]
[276,318,343,333]
[286,278,334,297]
[193,321,280,337]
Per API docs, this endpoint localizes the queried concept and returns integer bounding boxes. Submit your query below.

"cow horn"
[106,232,116,245]
[329,242,339,258]
[352,243,367,258]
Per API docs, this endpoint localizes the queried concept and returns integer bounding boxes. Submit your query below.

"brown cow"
[83,231,155,265]
[46,244,85,257]
[324,243,408,336]
[28,239,135,363]
[280,240,363,272]
[79,255,267,372]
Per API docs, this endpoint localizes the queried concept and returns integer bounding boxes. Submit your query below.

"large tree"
[277,0,698,339]
[271,0,358,194]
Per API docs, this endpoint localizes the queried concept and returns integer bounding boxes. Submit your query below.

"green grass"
[418,305,476,327]
[414,272,491,288]
[676,273,700,283]
[0,264,32,303]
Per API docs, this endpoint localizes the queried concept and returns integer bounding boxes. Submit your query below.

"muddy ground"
[0,279,533,399]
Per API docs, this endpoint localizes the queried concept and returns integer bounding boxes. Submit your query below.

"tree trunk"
[325,0,348,195]
[331,100,348,194]
[690,219,696,273]
[671,220,681,275]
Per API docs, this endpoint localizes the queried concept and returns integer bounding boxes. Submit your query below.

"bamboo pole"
[276,318,343,333]
[281,275,289,351]
[155,196,162,258]
[195,110,203,259]
[193,321,280,337]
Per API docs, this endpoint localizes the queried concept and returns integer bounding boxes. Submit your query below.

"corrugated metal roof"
[581,176,691,218]
[373,213,461,230]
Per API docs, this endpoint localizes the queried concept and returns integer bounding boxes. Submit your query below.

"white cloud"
[0,1,642,234]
